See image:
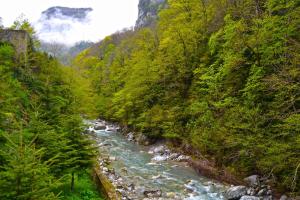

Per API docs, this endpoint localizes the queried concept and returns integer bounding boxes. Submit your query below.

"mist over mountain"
[42,7,93,21]
[38,0,166,63]
[36,6,93,45]
[40,40,93,65]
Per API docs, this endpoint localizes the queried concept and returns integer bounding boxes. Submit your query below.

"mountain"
[68,41,94,58]
[41,7,93,21]
[135,0,166,28]
[0,17,3,28]
[36,6,93,44]
[40,40,93,65]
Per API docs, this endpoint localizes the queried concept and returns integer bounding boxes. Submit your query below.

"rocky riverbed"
[84,119,292,200]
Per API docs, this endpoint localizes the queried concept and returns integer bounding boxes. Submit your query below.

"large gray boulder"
[280,195,288,200]
[152,145,166,154]
[240,196,260,200]
[94,121,106,130]
[244,175,260,187]
[225,186,247,200]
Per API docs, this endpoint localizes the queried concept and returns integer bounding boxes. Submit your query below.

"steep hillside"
[0,28,99,199]
[40,40,93,65]
[73,0,300,195]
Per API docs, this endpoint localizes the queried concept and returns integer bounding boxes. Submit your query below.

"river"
[87,120,227,200]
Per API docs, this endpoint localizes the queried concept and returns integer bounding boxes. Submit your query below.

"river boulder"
[94,124,106,130]
[240,196,260,200]
[280,195,288,200]
[143,189,162,198]
[151,154,168,162]
[225,186,247,200]
[169,153,180,160]
[246,188,256,196]
[127,132,134,141]
[244,175,260,187]
[257,188,267,196]
[175,155,190,162]
[152,145,166,154]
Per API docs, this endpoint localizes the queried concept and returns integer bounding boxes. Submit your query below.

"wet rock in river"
[152,145,167,154]
[109,156,116,161]
[127,183,135,192]
[127,132,134,141]
[169,153,180,160]
[99,142,112,147]
[151,154,169,162]
[225,185,247,200]
[175,155,190,162]
[121,167,128,175]
[166,192,176,198]
[94,124,106,130]
[240,196,260,200]
[106,125,120,132]
[143,189,162,198]
[184,180,198,193]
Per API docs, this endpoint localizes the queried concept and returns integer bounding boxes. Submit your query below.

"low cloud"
[36,7,96,45]
[0,0,138,45]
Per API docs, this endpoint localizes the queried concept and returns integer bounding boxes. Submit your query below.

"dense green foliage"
[0,23,100,199]
[58,171,103,200]
[73,0,300,194]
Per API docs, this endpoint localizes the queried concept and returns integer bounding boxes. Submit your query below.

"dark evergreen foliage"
[0,19,98,199]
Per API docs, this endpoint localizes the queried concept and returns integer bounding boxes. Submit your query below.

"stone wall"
[93,162,121,200]
[0,29,30,62]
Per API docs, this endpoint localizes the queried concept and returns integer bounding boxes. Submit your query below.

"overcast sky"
[0,0,139,44]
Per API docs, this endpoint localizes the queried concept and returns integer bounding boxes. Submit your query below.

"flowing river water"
[87,120,227,200]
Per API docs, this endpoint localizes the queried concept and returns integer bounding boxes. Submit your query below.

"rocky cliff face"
[0,30,30,61]
[135,0,166,29]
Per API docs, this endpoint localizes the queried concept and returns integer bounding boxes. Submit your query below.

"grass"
[58,170,105,200]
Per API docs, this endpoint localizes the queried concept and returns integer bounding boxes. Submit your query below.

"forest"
[0,0,299,199]
[0,19,101,199]
[72,0,300,195]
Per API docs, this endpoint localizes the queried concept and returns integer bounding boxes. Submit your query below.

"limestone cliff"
[135,0,166,29]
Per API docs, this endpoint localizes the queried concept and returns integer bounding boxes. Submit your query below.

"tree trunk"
[71,172,75,191]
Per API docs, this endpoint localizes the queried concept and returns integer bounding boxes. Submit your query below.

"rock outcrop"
[135,0,166,28]
[0,29,31,62]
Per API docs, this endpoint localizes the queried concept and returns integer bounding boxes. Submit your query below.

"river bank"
[85,119,294,200]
